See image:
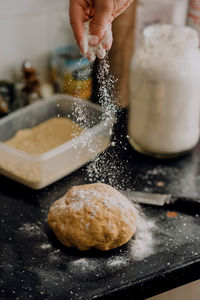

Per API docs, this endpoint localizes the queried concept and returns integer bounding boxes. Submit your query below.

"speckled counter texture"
[0,111,200,300]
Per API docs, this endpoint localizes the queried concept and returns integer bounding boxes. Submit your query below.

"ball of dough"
[47,183,136,251]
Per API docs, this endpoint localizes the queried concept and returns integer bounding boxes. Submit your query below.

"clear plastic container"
[0,94,113,189]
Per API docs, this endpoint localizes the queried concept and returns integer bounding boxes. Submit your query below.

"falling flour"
[129,205,156,260]
[84,58,132,190]
[69,53,157,257]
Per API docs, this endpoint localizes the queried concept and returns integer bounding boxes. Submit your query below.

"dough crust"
[47,183,136,251]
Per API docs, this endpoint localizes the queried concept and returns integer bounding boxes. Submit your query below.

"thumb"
[89,0,114,44]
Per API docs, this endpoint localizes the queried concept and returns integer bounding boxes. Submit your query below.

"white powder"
[85,58,131,190]
[68,37,156,261]
[57,184,135,220]
[106,256,128,267]
[40,244,52,250]
[129,206,156,260]
[51,184,156,259]
[96,59,118,121]
[69,258,97,273]
[71,188,102,200]
[129,25,200,155]
[84,20,111,62]
[71,82,110,159]
[18,222,42,237]
[86,148,130,190]
[68,46,123,189]
[72,258,89,266]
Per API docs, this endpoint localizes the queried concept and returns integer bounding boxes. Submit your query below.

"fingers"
[113,0,134,19]
[96,24,112,59]
[86,49,96,62]
[69,0,133,56]
[89,0,114,45]
[84,21,112,61]
[69,0,89,54]
[102,24,113,51]
[96,48,106,60]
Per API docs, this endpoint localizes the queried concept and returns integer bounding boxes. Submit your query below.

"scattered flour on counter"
[68,255,128,277]
[129,206,157,260]
[69,258,98,273]
[48,249,61,263]
[18,222,43,237]
[106,256,128,267]
[72,258,89,267]
[40,244,52,250]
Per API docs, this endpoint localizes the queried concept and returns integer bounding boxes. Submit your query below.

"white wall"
[0,0,75,81]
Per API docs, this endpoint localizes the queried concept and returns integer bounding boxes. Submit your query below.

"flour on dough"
[47,183,137,251]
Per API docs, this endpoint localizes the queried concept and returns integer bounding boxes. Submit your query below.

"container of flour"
[129,24,200,158]
[0,94,113,189]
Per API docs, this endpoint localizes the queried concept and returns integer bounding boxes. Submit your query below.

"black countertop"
[1,111,200,299]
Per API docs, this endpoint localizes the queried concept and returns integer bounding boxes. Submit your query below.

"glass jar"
[50,45,93,100]
[128,24,200,158]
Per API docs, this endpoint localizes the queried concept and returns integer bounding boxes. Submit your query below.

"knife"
[121,190,200,208]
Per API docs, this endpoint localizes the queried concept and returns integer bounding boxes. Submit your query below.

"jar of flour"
[128,24,200,158]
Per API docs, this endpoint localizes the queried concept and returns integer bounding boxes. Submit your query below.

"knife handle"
[171,196,200,209]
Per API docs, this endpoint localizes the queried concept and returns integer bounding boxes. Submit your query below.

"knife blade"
[121,190,200,208]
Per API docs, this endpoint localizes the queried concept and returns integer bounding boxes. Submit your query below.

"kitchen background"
[2,0,200,120]
[0,0,73,81]
[1,1,200,299]
[0,0,189,82]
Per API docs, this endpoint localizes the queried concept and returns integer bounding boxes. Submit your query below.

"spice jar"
[50,45,93,100]
[20,61,43,106]
[128,24,200,158]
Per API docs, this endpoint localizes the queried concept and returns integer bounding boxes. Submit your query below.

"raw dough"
[47,183,136,251]
[5,117,83,155]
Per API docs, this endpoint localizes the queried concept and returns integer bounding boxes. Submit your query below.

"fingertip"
[102,27,113,50]
[86,51,96,62]
[102,41,112,51]
[88,35,99,47]
[80,39,88,55]
[96,48,106,60]
[89,22,105,42]
[79,43,84,55]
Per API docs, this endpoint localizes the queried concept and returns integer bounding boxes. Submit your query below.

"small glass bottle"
[128,24,200,158]
[50,45,93,100]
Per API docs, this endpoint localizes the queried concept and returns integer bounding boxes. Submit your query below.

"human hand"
[69,0,134,57]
